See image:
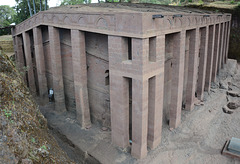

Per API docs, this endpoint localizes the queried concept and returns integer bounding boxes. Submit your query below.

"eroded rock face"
[0,52,75,164]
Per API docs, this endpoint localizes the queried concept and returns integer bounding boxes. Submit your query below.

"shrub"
[198,0,203,5]
[230,0,235,4]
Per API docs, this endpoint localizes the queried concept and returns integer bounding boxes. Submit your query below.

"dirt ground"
[141,60,240,164]
[38,59,240,164]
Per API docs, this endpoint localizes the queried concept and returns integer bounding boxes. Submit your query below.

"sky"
[0,0,98,8]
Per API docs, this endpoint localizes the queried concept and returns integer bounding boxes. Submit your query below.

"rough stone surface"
[219,82,228,89]
[227,102,240,109]
[222,105,233,114]
[227,59,238,75]
[227,91,240,97]
[11,3,232,159]
[39,61,240,163]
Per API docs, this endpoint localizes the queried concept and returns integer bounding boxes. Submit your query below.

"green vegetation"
[0,6,15,27]
[0,0,48,35]
[230,0,235,4]
[0,5,16,35]
[31,137,36,143]
[198,0,204,5]
[3,109,12,118]
[41,145,47,150]
[14,0,48,24]
[0,0,49,31]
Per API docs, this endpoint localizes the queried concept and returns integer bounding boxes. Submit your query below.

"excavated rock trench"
[37,59,240,164]
[0,53,74,164]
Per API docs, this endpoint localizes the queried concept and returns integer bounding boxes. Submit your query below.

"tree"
[0,5,16,35]
[0,5,16,27]
[14,0,48,24]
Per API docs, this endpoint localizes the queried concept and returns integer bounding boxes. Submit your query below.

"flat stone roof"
[47,3,217,15]
[13,3,231,38]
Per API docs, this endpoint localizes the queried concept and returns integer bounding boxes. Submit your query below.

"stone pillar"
[221,22,227,67]
[22,31,36,94]
[223,22,227,65]
[131,38,149,159]
[15,35,27,83]
[108,36,129,148]
[225,21,229,64]
[197,26,209,101]
[218,23,225,72]
[48,26,66,112]
[132,78,148,159]
[147,35,165,149]
[204,25,215,92]
[11,29,16,60]
[211,24,221,82]
[224,21,231,64]
[33,27,48,98]
[185,28,199,111]
[169,31,186,129]
[12,36,17,61]
[71,30,91,128]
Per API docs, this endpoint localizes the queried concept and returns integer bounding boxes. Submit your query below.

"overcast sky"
[0,0,98,8]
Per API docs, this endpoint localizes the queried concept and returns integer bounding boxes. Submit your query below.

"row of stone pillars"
[109,21,231,159]
[14,26,91,128]
[109,35,165,158]
[13,20,231,159]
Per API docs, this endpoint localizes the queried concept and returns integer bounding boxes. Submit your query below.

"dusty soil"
[38,59,240,164]
[141,61,240,164]
[0,52,74,163]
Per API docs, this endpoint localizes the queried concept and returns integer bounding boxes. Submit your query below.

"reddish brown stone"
[205,25,216,92]
[197,27,209,101]
[71,29,91,128]
[22,31,36,94]
[33,27,48,97]
[211,24,221,82]
[11,4,232,159]
[48,26,66,112]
